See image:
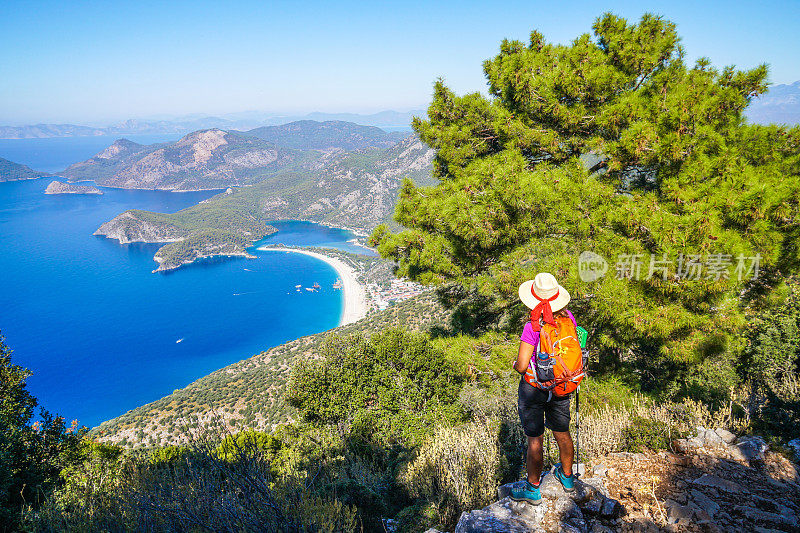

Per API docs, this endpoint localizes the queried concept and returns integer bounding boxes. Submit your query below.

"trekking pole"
[575,384,580,479]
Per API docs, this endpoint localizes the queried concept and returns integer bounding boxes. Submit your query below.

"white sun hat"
[518,272,571,312]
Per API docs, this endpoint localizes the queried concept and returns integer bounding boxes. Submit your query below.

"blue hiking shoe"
[510,480,542,505]
[554,463,575,492]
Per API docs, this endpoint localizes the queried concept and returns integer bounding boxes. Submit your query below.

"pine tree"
[372,13,800,371]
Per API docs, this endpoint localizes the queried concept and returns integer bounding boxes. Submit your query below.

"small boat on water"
[312,282,321,290]
[176,338,184,344]
[333,278,343,289]
[305,287,315,292]
[295,284,302,288]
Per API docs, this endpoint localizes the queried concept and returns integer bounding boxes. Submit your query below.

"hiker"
[510,272,584,505]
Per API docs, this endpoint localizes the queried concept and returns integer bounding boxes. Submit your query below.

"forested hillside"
[0,156,46,181]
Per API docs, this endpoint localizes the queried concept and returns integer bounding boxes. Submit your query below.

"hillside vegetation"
[5,13,800,533]
[94,192,278,271]
[0,156,46,182]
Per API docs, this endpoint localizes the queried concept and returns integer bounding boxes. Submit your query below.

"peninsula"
[94,201,277,272]
[45,181,102,195]
[0,157,47,182]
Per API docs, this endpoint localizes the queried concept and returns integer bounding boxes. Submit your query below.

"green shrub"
[286,328,466,447]
[622,416,680,453]
[0,333,85,531]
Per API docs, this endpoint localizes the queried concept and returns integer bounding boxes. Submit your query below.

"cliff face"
[257,134,435,231]
[94,211,185,243]
[44,180,102,195]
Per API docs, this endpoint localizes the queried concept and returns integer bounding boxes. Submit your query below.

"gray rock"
[579,478,610,497]
[609,451,646,461]
[590,523,614,533]
[553,496,583,519]
[714,428,737,444]
[735,436,769,462]
[673,437,704,453]
[553,497,587,533]
[788,438,800,463]
[455,497,548,533]
[582,495,604,516]
[665,499,694,524]
[734,505,800,529]
[698,427,729,449]
[600,497,623,518]
[689,489,720,517]
[539,472,599,504]
[422,530,444,533]
[691,473,748,493]
[591,464,607,477]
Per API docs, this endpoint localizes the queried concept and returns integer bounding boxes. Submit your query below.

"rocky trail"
[427,428,800,532]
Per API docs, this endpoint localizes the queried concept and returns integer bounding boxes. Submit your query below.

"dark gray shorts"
[517,378,571,437]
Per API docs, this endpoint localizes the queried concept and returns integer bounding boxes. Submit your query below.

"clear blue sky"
[1,0,798,125]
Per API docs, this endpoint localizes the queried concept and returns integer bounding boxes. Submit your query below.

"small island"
[45,181,103,195]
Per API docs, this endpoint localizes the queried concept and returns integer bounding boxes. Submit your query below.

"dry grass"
[400,419,503,523]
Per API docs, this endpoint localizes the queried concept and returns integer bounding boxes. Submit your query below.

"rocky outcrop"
[673,427,770,464]
[447,427,800,533]
[451,469,623,533]
[94,211,185,244]
[45,180,102,195]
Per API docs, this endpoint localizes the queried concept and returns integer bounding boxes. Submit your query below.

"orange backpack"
[523,315,585,396]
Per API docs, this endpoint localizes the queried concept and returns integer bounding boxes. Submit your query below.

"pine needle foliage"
[372,13,800,369]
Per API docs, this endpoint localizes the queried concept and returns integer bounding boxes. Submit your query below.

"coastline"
[257,246,367,326]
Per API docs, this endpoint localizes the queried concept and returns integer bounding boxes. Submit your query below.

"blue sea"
[0,137,371,427]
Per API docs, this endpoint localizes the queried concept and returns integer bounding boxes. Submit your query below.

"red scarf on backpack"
[529,287,560,332]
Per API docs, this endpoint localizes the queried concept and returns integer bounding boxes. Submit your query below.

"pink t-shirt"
[520,310,577,348]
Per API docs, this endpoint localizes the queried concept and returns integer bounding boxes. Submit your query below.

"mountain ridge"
[0,110,421,139]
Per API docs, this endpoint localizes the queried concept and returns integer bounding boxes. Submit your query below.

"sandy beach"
[257,246,367,326]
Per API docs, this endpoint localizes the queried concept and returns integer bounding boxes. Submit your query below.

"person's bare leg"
[552,430,574,476]
[526,435,544,484]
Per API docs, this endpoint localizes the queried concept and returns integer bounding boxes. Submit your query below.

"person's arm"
[514,340,535,374]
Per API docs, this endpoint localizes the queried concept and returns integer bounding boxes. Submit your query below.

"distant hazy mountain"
[60,129,315,191]
[0,157,47,181]
[242,120,407,150]
[0,110,421,139]
[745,81,800,125]
[0,118,258,139]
